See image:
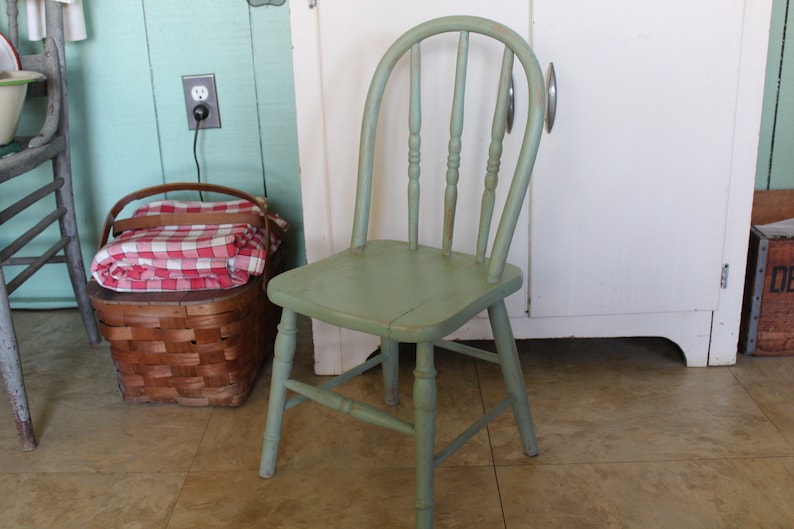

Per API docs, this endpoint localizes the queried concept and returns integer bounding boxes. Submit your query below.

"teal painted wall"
[1,1,303,306]
[757,0,794,189]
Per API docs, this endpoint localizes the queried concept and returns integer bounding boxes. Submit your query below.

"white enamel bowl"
[0,70,46,145]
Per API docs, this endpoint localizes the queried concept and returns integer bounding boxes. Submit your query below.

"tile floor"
[2,309,794,528]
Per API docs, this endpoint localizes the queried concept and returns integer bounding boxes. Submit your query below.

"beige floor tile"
[731,354,794,443]
[478,337,794,465]
[498,457,794,529]
[189,375,281,472]
[0,400,211,472]
[0,471,185,529]
[1,310,211,472]
[167,465,502,529]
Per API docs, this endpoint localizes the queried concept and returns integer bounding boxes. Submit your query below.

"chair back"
[351,16,546,283]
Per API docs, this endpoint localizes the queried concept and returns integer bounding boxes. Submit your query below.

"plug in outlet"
[182,74,221,130]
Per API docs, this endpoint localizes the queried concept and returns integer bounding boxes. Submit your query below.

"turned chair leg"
[413,342,437,529]
[489,300,538,456]
[381,337,399,406]
[260,309,298,478]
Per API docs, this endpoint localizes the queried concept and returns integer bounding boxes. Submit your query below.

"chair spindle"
[408,43,422,250]
[441,31,470,255]
[477,47,515,263]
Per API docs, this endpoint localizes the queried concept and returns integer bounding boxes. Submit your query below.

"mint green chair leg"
[381,338,399,406]
[413,342,437,529]
[260,309,298,478]
[488,300,538,456]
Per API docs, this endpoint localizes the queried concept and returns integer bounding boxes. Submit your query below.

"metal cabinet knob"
[546,62,557,133]
[506,75,515,134]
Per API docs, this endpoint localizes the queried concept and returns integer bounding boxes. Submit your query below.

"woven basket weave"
[86,182,285,407]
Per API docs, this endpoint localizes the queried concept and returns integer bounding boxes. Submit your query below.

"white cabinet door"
[514,0,772,367]
[530,0,740,317]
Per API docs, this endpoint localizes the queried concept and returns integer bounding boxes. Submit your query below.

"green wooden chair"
[260,15,546,529]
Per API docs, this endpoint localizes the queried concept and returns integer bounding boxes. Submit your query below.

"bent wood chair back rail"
[259,16,546,529]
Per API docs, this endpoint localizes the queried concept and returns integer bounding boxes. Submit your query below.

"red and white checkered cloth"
[91,198,287,292]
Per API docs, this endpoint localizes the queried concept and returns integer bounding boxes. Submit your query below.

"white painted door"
[529,0,740,318]
[518,0,772,367]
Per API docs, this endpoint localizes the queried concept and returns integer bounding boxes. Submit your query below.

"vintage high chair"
[260,16,546,528]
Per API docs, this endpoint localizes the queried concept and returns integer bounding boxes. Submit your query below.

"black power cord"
[192,104,209,200]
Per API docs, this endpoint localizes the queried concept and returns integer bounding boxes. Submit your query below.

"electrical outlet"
[182,74,221,130]
[190,85,209,102]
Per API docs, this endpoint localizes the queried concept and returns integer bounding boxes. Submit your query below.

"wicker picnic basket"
[86,182,286,407]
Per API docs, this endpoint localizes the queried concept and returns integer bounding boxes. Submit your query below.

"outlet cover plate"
[182,74,221,129]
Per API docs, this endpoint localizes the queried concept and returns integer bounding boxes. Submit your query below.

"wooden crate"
[740,190,794,355]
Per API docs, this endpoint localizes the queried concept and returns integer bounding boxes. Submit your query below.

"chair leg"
[0,273,37,450]
[381,337,399,406]
[54,154,100,345]
[260,308,298,478]
[488,300,538,457]
[413,342,437,529]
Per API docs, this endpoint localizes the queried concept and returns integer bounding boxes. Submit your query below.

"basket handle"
[97,183,286,282]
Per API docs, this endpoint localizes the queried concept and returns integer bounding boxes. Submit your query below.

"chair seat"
[267,239,523,343]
